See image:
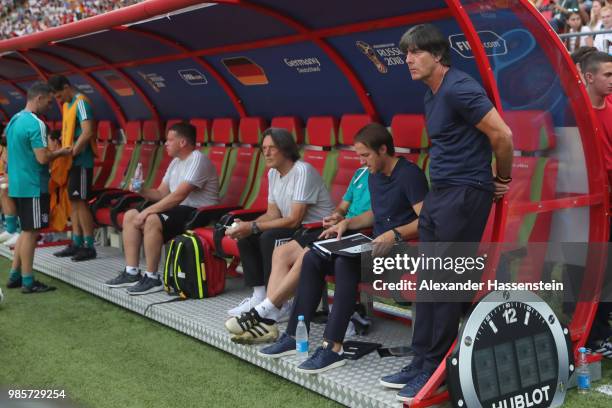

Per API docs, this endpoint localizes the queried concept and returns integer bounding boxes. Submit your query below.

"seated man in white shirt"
[225,127,335,319]
[104,122,220,295]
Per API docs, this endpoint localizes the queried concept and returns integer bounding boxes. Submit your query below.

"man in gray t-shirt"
[104,122,220,295]
[268,160,334,224]
[162,149,219,208]
[225,127,335,317]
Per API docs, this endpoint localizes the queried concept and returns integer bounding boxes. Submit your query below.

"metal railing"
[558,28,612,38]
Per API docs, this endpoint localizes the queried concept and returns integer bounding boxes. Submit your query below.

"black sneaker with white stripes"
[127,275,162,296]
[227,309,279,344]
[225,308,267,335]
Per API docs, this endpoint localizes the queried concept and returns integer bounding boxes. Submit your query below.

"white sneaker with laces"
[0,231,14,242]
[3,233,19,247]
[228,295,262,317]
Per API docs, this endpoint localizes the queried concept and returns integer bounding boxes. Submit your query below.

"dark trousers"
[588,221,612,344]
[237,228,297,287]
[285,250,360,343]
[412,185,493,372]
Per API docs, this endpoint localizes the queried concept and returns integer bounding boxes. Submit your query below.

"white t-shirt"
[267,160,335,224]
[162,150,219,208]
[567,26,592,52]
[594,30,612,54]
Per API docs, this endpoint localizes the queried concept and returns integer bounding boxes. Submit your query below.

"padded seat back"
[243,158,270,210]
[271,116,303,144]
[104,121,142,189]
[338,114,374,146]
[391,114,429,170]
[218,148,261,207]
[332,150,364,205]
[93,120,116,187]
[190,118,210,146]
[138,120,162,189]
[208,118,238,188]
[302,116,338,187]
[239,117,267,145]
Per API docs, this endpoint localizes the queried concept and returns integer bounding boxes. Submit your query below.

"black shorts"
[157,205,196,242]
[292,227,325,248]
[68,166,93,201]
[15,194,50,231]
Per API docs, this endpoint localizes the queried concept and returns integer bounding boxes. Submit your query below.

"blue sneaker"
[296,342,346,374]
[380,363,421,389]
[257,333,296,358]
[396,371,435,402]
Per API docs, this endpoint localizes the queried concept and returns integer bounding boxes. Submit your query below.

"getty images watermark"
[372,252,564,292]
[360,242,611,303]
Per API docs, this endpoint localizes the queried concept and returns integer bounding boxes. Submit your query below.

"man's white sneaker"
[3,233,19,247]
[228,296,262,317]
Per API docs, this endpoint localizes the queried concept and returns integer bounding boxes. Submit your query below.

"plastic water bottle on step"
[296,315,308,362]
[131,162,143,192]
[576,346,590,393]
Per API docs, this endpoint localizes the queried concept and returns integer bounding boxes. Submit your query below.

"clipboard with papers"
[310,233,373,259]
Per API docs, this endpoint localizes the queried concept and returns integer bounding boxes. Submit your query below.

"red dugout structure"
[0,1,608,406]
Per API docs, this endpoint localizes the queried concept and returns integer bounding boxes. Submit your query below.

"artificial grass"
[0,258,339,408]
[0,257,610,407]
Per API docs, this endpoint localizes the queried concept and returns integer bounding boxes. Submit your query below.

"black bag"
[163,231,226,299]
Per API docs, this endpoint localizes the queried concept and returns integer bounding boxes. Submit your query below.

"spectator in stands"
[225,127,335,316]
[590,0,605,31]
[0,1,143,39]
[582,50,612,357]
[549,0,581,32]
[566,11,594,51]
[258,124,428,374]
[594,6,612,53]
[225,165,371,344]
[382,24,513,403]
[4,81,71,293]
[48,75,98,262]
[104,122,219,295]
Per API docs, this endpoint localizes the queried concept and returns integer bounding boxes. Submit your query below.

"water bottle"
[295,315,309,361]
[131,162,143,192]
[576,347,590,393]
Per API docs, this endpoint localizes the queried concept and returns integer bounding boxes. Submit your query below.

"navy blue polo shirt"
[424,67,494,191]
[369,157,429,237]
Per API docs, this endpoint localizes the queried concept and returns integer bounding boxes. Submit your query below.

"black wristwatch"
[392,228,402,242]
[251,221,261,235]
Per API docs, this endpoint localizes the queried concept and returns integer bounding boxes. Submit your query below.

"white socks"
[252,285,266,302]
[255,298,281,321]
[126,266,139,275]
[145,271,159,280]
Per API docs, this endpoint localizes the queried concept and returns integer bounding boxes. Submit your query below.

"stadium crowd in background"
[1,1,611,54]
[529,0,612,53]
[0,0,141,39]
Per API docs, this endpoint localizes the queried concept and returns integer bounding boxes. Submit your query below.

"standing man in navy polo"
[381,24,514,402]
